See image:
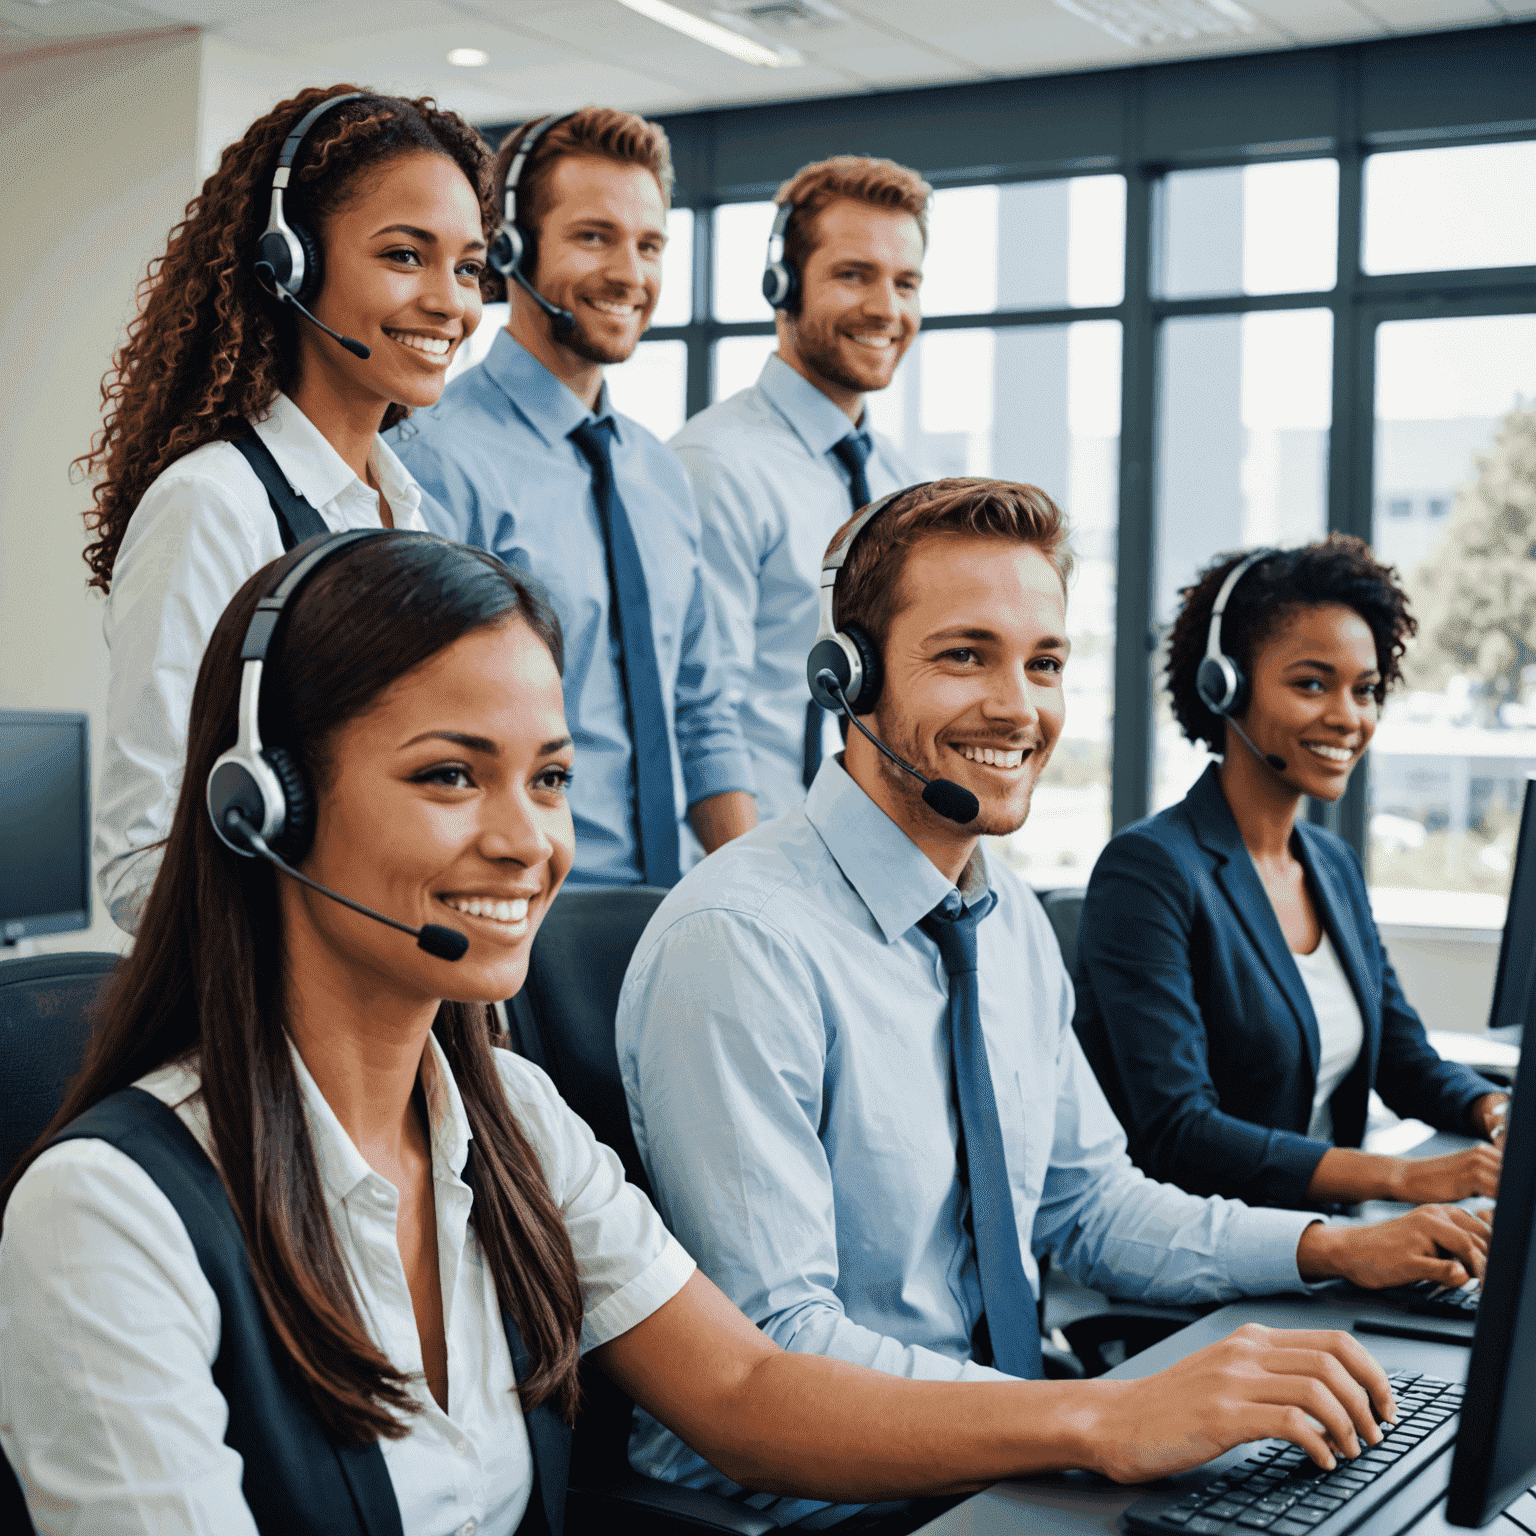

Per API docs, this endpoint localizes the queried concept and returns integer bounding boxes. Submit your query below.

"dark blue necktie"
[920,897,1043,1380]
[802,431,876,789]
[569,419,680,887]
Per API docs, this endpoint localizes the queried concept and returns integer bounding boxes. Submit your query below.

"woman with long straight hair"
[0,533,1396,1536]
[85,84,495,934]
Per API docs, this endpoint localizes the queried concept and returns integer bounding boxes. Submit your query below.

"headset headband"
[270,92,366,195]
[503,113,575,228]
[1204,548,1277,665]
[814,483,932,642]
[766,199,794,265]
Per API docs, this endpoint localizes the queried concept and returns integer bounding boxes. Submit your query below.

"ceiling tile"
[1246,0,1388,37]
[1366,0,1501,22]
[0,0,161,39]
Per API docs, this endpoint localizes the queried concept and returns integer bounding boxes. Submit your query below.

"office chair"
[1036,887,1086,976]
[508,886,778,1536]
[0,950,121,1536]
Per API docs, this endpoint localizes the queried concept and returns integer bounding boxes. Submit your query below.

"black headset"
[254,92,366,311]
[761,198,800,312]
[207,531,383,861]
[1195,547,1280,720]
[806,483,933,717]
[488,113,578,334]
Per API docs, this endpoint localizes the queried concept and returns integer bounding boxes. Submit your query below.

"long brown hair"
[81,86,497,594]
[4,533,583,1438]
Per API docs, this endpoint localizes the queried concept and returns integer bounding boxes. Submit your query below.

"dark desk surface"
[920,1126,1500,1536]
[914,1292,1476,1536]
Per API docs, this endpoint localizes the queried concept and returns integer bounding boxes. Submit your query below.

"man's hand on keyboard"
[1087,1323,1395,1484]
[1295,1204,1491,1290]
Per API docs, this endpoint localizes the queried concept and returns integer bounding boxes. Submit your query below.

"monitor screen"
[1488,775,1536,1034]
[0,711,91,943]
[1447,820,1536,1524]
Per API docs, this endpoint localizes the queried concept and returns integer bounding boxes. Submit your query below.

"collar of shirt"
[480,329,623,452]
[285,1031,473,1212]
[803,754,992,942]
[252,391,424,525]
[756,351,863,461]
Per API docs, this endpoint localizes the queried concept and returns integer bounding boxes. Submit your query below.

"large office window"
[493,19,1536,912]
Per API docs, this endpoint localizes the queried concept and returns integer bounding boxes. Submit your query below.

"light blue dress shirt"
[390,331,754,886]
[617,756,1320,1525]
[669,354,917,823]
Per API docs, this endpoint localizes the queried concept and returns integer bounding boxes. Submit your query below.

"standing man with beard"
[393,109,755,886]
[670,157,926,824]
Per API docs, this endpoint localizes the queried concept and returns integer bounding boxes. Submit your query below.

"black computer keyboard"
[1354,1279,1480,1320]
[1125,1371,1462,1536]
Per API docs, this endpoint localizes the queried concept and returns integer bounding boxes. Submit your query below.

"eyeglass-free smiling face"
[1234,603,1381,802]
[301,150,487,412]
[845,533,1068,878]
[278,617,575,1006]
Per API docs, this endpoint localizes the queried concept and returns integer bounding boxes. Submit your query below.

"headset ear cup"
[842,622,883,715]
[291,223,323,307]
[262,748,315,862]
[1196,654,1243,718]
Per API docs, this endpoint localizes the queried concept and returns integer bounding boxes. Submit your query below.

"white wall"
[0,31,204,958]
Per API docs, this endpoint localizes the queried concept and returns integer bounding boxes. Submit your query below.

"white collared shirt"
[1294,933,1367,1142]
[0,1037,694,1536]
[95,393,432,932]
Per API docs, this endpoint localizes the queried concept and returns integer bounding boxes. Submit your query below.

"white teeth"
[387,331,451,357]
[850,335,893,348]
[590,299,639,316]
[443,896,531,925]
[956,744,1026,768]
[1304,743,1354,762]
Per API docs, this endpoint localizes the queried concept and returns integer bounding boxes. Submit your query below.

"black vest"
[44,1087,570,1536]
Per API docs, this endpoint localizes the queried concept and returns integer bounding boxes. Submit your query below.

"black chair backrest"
[0,952,119,1181]
[505,887,668,1492]
[1037,887,1085,977]
[0,950,119,1535]
[507,886,668,1198]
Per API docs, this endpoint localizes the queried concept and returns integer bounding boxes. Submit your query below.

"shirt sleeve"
[1032,964,1320,1303]
[1074,829,1331,1206]
[617,908,1011,1384]
[492,1051,695,1352]
[96,470,276,934]
[0,1141,258,1536]
[668,475,755,808]
[673,444,761,718]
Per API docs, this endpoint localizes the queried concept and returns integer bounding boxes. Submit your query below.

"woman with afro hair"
[84,86,497,933]
[1072,535,1508,1214]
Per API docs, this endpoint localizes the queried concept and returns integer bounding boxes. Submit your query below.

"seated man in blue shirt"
[616,477,1491,1530]
[392,108,754,886]
[671,156,925,820]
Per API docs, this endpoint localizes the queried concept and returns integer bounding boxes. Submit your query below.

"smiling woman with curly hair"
[86,85,496,933]
[1072,535,1508,1216]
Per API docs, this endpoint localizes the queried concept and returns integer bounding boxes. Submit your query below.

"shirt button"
[455,1439,469,1456]
[458,1522,476,1536]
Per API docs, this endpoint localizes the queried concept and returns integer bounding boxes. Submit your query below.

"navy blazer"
[1072,763,1497,1209]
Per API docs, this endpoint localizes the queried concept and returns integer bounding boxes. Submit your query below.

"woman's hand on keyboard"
[1087,1322,1395,1483]
[1388,1143,1502,1203]
[1296,1204,1491,1290]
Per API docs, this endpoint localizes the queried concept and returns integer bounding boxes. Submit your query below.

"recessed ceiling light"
[616,0,802,67]
[1052,0,1255,46]
[446,47,490,67]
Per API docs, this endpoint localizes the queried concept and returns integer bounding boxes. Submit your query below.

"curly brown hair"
[1166,533,1418,754]
[80,86,497,593]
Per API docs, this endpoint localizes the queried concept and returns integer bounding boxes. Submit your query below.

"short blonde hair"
[775,154,932,277]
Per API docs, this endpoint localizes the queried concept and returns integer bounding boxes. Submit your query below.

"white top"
[0,1037,694,1536]
[1293,932,1366,1142]
[95,393,431,933]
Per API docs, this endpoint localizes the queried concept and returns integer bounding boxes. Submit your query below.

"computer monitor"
[1446,786,1536,1525]
[0,710,91,946]
[1487,774,1536,1036]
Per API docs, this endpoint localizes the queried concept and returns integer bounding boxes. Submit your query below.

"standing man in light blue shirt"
[393,108,755,886]
[670,157,926,822]
[616,478,1492,1529]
